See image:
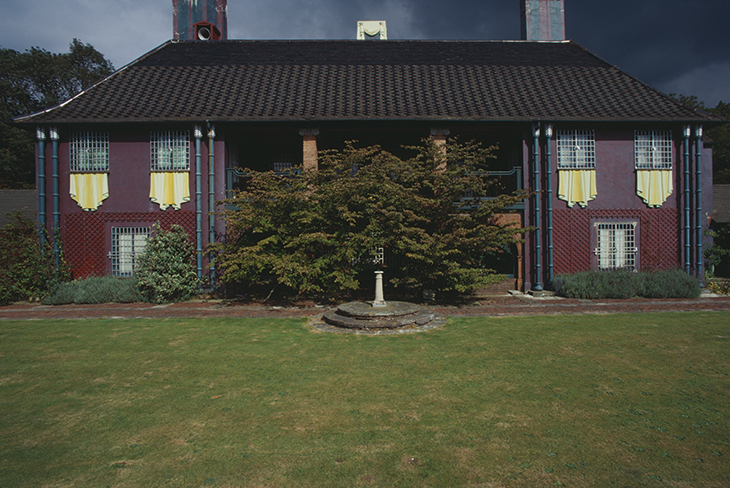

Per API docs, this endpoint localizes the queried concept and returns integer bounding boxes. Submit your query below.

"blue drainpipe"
[36,128,47,249]
[194,125,203,281]
[50,127,60,270]
[207,124,216,287]
[695,125,703,283]
[545,124,554,286]
[683,125,691,274]
[532,123,543,291]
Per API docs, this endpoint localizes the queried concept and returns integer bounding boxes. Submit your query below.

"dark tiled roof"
[16,40,716,125]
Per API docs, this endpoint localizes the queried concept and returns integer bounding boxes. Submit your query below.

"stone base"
[320,300,442,331]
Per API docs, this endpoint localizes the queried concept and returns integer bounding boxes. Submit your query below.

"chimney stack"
[173,0,228,41]
[520,0,565,41]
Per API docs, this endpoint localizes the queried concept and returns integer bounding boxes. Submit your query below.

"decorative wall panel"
[553,208,679,274]
[63,211,196,278]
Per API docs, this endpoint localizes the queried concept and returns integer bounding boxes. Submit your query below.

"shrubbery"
[214,139,529,299]
[556,269,700,299]
[43,276,141,304]
[0,212,69,305]
[134,223,201,303]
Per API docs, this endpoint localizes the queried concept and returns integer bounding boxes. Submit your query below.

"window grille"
[557,129,596,169]
[151,131,190,171]
[594,222,637,271]
[70,132,109,172]
[634,130,672,170]
[110,226,150,277]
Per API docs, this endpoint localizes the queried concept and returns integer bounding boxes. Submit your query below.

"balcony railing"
[459,167,524,210]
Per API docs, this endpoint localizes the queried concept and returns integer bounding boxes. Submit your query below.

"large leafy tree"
[0,39,114,188]
[213,139,529,300]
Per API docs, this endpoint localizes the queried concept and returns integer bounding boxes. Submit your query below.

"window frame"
[592,220,639,272]
[150,130,191,172]
[634,130,673,170]
[70,131,109,173]
[557,129,596,170]
[110,226,150,277]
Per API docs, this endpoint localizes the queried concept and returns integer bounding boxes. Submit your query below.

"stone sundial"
[316,271,445,333]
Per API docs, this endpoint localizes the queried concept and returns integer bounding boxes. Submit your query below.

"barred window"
[557,129,596,169]
[594,222,637,271]
[635,130,672,169]
[111,226,150,277]
[70,132,109,172]
[151,131,190,171]
[273,161,292,172]
[271,148,295,173]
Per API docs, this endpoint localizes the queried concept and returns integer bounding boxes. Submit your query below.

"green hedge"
[43,276,141,305]
[556,270,700,299]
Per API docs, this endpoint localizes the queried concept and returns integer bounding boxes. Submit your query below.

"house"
[14,0,720,291]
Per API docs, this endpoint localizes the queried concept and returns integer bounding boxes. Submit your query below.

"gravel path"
[2,293,729,320]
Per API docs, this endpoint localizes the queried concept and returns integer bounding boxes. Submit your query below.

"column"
[299,128,319,171]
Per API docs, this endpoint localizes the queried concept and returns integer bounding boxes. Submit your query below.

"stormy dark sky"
[1,0,728,106]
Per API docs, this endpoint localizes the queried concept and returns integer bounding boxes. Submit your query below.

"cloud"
[1,0,728,106]
[658,62,730,106]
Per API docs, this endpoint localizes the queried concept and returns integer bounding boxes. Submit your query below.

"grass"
[1,313,729,487]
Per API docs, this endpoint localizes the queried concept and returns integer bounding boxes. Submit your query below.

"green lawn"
[1,313,729,487]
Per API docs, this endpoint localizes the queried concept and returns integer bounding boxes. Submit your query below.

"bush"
[557,270,700,299]
[637,269,701,298]
[214,139,529,299]
[134,223,201,303]
[557,270,639,299]
[43,276,141,305]
[0,212,70,304]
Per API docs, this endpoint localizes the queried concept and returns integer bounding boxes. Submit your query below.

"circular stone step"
[321,301,440,330]
[336,301,421,318]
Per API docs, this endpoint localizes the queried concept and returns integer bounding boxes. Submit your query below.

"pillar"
[299,128,319,171]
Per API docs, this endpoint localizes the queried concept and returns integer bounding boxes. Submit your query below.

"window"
[634,130,672,169]
[273,161,292,172]
[111,226,150,277]
[557,129,596,169]
[594,222,637,271]
[70,131,109,172]
[151,130,190,171]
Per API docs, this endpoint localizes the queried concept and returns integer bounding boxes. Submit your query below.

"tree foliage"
[0,212,70,304]
[672,94,730,184]
[213,139,529,300]
[134,223,201,303]
[0,39,114,188]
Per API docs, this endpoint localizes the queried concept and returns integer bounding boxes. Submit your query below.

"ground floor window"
[111,226,150,277]
[594,222,638,271]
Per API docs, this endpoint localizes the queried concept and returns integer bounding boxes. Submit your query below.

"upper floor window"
[557,129,596,169]
[70,131,109,172]
[151,130,190,171]
[634,130,672,170]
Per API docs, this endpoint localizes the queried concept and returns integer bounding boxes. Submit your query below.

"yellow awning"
[70,173,109,211]
[150,172,190,210]
[636,169,672,207]
[558,169,597,208]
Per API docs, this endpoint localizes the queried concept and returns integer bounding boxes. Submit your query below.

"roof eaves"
[566,40,722,124]
[13,40,175,125]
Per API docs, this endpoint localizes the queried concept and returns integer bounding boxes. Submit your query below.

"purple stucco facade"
[522,125,713,291]
[37,127,227,278]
